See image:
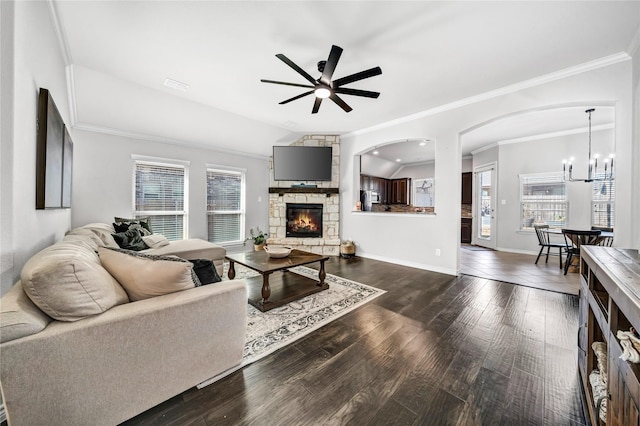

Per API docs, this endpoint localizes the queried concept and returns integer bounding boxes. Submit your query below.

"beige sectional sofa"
[0,223,247,426]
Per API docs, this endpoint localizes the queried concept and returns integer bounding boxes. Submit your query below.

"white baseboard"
[494,247,539,256]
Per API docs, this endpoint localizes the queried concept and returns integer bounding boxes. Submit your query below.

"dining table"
[542,228,614,273]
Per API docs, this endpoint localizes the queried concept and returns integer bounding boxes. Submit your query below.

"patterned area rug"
[197,263,385,388]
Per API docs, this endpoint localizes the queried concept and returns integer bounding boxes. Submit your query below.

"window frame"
[206,164,246,245]
[591,175,615,229]
[131,155,189,240]
[519,172,568,231]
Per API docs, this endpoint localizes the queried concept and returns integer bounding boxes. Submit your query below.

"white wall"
[1,1,72,294]
[341,59,634,275]
[71,130,270,253]
[495,129,614,253]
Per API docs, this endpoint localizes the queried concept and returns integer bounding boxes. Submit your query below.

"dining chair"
[591,227,614,247]
[562,229,602,275]
[534,224,565,269]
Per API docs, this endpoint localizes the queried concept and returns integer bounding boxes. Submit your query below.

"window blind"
[134,161,186,240]
[207,168,244,244]
[592,177,615,228]
[520,172,567,230]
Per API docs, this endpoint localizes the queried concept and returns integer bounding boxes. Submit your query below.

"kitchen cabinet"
[390,178,410,204]
[360,175,388,202]
[461,218,472,243]
[461,172,472,204]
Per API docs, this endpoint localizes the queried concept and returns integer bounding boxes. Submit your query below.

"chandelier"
[562,108,614,182]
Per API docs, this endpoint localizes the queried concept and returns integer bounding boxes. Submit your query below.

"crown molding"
[469,123,614,156]
[346,52,631,138]
[47,0,72,65]
[72,123,270,160]
[65,65,77,126]
[497,123,614,146]
[470,142,498,156]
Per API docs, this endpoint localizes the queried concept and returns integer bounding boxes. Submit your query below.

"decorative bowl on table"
[263,246,292,258]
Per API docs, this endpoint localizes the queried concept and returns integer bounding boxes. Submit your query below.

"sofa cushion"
[147,238,226,261]
[21,241,129,321]
[112,228,149,251]
[63,229,102,250]
[68,223,119,248]
[142,233,170,249]
[98,247,200,301]
[0,282,52,343]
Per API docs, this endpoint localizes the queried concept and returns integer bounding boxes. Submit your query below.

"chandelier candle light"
[562,108,614,183]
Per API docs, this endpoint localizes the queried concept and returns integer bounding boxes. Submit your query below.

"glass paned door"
[475,164,496,249]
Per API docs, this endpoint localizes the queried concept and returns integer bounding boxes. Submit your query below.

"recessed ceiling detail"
[164,78,190,91]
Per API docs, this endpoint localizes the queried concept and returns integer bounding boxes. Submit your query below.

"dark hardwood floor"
[121,256,586,426]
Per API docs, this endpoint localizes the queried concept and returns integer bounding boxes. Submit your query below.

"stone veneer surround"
[268,135,340,256]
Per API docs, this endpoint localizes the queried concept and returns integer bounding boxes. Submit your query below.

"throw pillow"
[98,247,201,301]
[188,259,221,285]
[21,242,129,321]
[141,233,170,249]
[112,228,149,251]
[113,216,153,236]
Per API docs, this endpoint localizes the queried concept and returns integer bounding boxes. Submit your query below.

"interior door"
[475,163,497,249]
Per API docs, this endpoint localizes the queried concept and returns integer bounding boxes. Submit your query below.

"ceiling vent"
[164,78,190,91]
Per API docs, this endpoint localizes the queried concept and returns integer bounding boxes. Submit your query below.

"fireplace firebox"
[286,203,323,238]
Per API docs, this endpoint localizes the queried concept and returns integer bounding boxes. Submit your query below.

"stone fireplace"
[286,203,323,238]
[268,135,340,256]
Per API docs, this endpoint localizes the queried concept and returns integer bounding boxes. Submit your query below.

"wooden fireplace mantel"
[269,187,339,197]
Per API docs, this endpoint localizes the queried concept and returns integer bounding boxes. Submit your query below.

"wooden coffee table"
[225,249,329,312]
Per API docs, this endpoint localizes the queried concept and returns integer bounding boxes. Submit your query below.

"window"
[520,172,567,230]
[592,177,615,229]
[133,157,188,240]
[207,167,245,244]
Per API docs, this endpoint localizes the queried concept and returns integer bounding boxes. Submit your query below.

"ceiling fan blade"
[333,66,382,87]
[276,54,317,85]
[312,97,323,114]
[261,79,314,89]
[329,93,352,113]
[320,45,343,86]
[279,90,314,105]
[333,87,380,98]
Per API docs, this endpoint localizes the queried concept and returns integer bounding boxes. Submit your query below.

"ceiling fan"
[260,45,382,114]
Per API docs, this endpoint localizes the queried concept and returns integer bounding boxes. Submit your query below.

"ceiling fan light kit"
[261,44,382,114]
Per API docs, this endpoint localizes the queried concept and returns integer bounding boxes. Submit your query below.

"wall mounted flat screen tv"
[273,146,333,181]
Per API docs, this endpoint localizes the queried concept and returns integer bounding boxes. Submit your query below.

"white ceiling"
[53,1,640,157]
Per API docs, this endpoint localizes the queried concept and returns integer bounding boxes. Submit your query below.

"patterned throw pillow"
[112,228,149,251]
[98,247,201,301]
[188,259,221,285]
[113,216,153,236]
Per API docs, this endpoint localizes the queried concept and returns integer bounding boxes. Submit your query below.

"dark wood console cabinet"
[578,246,640,425]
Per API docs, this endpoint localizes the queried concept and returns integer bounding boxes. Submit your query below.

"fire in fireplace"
[286,203,323,238]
